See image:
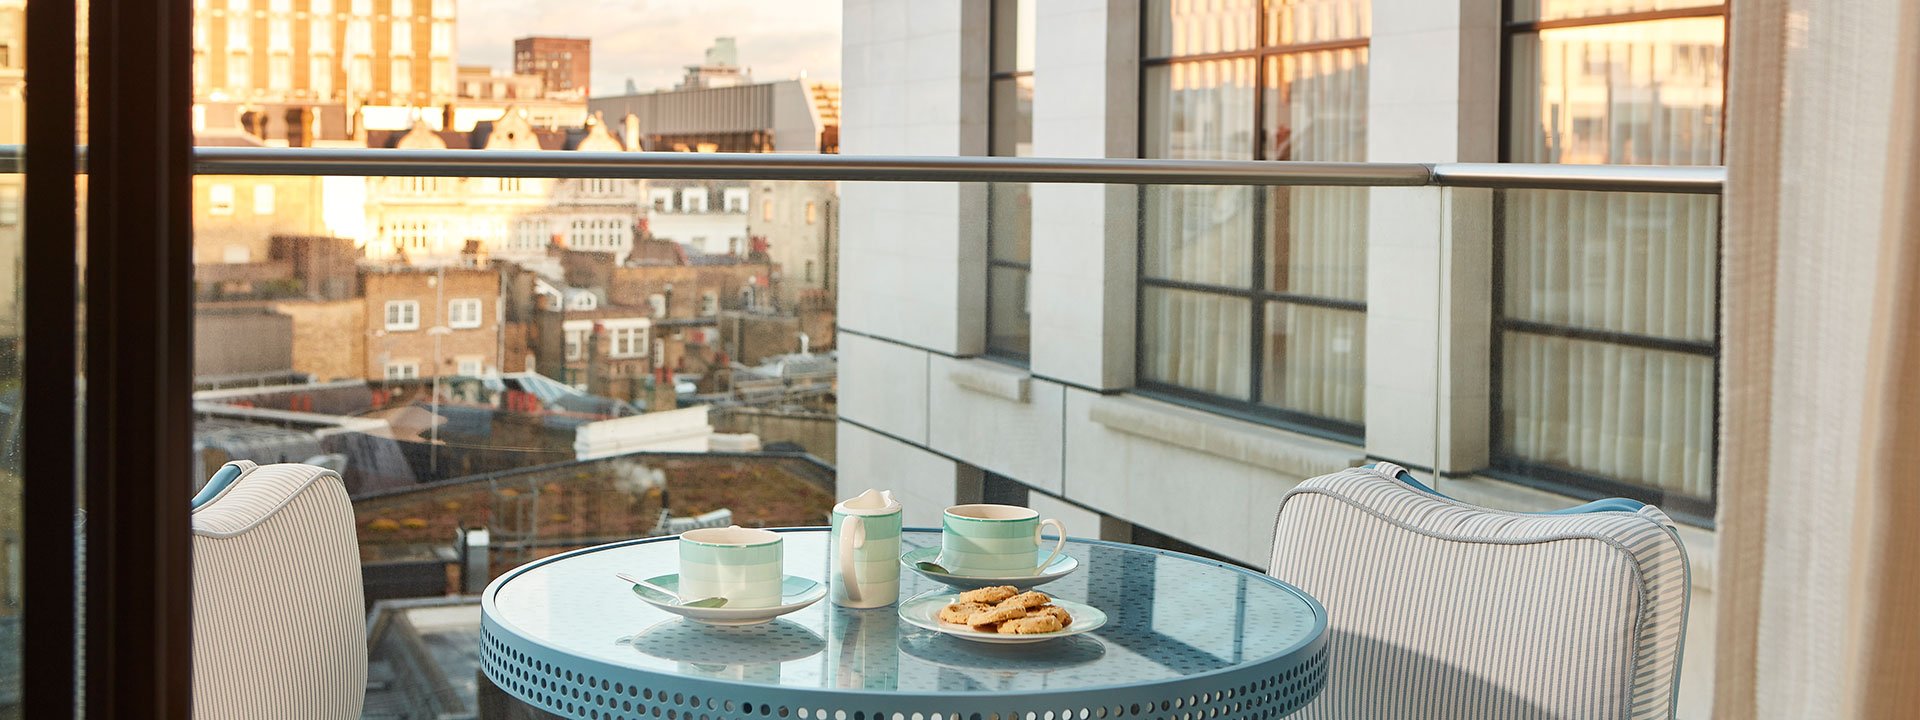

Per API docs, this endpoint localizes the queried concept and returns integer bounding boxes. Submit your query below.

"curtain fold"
[1716,0,1920,716]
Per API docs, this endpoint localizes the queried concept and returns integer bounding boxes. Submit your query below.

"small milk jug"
[830,489,903,608]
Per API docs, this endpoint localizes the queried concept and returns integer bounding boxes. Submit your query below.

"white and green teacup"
[939,504,1066,577]
[678,526,784,608]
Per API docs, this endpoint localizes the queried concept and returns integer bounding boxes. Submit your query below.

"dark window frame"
[984,0,1033,363]
[1490,0,1729,521]
[1133,0,1370,443]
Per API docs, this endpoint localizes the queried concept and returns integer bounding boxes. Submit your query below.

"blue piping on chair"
[191,463,247,510]
[1365,463,1645,514]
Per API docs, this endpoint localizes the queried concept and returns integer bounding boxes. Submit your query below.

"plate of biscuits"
[898,585,1107,645]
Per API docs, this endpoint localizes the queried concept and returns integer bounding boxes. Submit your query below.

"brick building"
[193,174,330,266]
[531,304,655,402]
[513,36,590,99]
[274,298,367,382]
[363,267,502,380]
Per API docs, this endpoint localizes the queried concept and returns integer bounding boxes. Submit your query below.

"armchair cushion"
[1269,463,1689,719]
[192,463,366,720]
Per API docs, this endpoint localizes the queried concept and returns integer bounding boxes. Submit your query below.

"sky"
[457,0,843,97]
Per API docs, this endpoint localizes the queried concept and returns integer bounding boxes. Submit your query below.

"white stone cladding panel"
[837,333,930,445]
[1062,388,1364,567]
[1026,492,1104,544]
[927,358,1065,493]
[837,421,958,529]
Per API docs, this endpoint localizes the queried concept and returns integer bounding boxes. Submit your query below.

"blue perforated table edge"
[480,527,1329,720]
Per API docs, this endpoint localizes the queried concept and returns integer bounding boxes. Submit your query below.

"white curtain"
[1140,32,1370,422]
[1264,46,1368,423]
[1142,57,1257,399]
[1501,18,1724,496]
[1143,185,1255,399]
[1716,0,1920,717]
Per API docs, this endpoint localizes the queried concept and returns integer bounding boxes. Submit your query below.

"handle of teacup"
[1034,518,1067,574]
[839,515,865,603]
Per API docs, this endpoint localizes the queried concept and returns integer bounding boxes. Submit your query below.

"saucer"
[900,546,1080,589]
[629,574,826,626]
[898,591,1107,645]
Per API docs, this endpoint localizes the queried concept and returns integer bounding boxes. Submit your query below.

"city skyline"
[458,0,842,97]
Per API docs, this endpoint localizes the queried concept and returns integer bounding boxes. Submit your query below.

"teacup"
[678,526,783,608]
[939,504,1066,577]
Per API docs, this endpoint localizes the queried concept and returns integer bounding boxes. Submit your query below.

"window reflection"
[1508,17,1725,165]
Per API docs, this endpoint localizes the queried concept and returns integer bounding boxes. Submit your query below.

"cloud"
[457,0,841,96]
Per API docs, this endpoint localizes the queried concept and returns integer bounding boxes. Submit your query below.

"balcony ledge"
[1090,394,1363,478]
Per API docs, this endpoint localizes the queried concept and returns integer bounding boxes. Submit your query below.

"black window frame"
[983,0,1033,363]
[1133,0,1370,443]
[1489,0,1730,523]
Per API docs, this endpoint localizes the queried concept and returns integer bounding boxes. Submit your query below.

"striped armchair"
[1268,463,1690,719]
[193,462,367,719]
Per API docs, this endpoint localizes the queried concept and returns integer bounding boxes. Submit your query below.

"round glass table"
[479,528,1328,720]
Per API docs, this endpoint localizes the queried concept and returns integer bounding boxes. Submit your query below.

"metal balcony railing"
[0,145,1725,192]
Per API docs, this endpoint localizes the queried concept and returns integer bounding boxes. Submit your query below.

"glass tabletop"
[485,528,1324,696]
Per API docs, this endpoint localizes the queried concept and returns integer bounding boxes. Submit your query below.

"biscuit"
[939,602,989,625]
[1031,604,1073,627]
[997,591,1051,609]
[969,621,1002,633]
[996,615,1064,634]
[966,604,1027,627]
[957,585,1018,604]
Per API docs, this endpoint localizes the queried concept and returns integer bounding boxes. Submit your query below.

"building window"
[650,188,674,212]
[564,330,584,360]
[804,260,815,284]
[681,188,708,213]
[455,355,483,377]
[512,217,548,249]
[804,201,817,224]
[227,14,250,51]
[761,199,774,221]
[269,17,291,52]
[608,326,648,358]
[384,361,419,380]
[227,50,251,90]
[269,53,292,90]
[986,0,1035,360]
[253,184,275,215]
[430,21,451,55]
[1136,0,1371,436]
[311,54,333,97]
[209,183,235,215]
[384,300,419,331]
[390,0,411,17]
[311,18,332,53]
[0,186,19,226]
[431,58,452,96]
[1492,0,1727,516]
[723,188,749,213]
[448,297,482,329]
[391,57,411,95]
[583,178,620,195]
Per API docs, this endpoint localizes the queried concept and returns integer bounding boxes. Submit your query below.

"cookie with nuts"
[956,585,1019,604]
